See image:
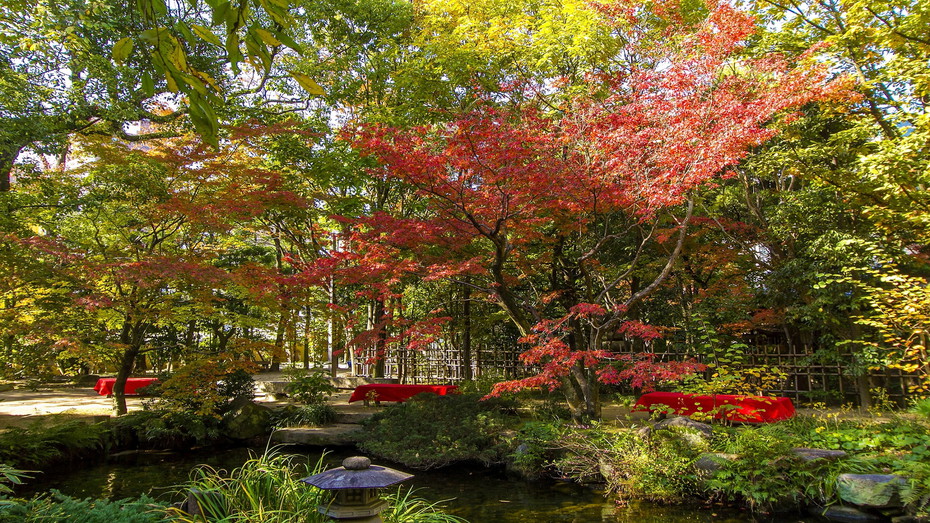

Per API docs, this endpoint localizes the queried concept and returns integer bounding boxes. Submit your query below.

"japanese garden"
[0,0,929,521]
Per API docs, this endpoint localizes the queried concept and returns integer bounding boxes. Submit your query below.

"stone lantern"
[301,456,413,523]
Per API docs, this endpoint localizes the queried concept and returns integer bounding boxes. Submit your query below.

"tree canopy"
[1,0,928,414]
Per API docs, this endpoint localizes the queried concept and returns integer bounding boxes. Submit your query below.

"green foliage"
[508,421,563,475]
[706,428,807,510]
[381,487,467,523]
[911,398,930,420]
[148,360,258,418]
[173,448,463,522]
[357,393,519,469]
[0,465,29,495]
[705,414,929,511]
[0,492,168,523]
[270,404,338,428]
[283,369,336,405]
[109,410,222,449]
[0,420,105,469]
[679,365,788,398]
[554,424,700,502]
[457,370,509,395]
[896,460,930,516]
[174,450,330,523]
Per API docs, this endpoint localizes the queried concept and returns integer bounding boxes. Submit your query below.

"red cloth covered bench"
[348,384,460,404]
[93,378,159,396]
[632,391,795,423]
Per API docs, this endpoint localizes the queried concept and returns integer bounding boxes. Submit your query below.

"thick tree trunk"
[561,362,600,422]
[112,321,144,416]
[373,298,387,379]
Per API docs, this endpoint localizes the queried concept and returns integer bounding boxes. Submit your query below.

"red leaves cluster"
[318,0,852,395]
[597,353,706,391]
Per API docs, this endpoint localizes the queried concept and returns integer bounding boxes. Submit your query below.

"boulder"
[223,401,272,440]
[837,474,908,508]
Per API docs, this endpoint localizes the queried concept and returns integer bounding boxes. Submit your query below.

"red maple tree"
[312,1,851,419]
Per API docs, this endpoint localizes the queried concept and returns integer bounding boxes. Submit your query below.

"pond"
[15,446,824,522]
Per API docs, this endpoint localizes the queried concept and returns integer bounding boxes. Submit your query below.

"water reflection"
[16,447,820,522]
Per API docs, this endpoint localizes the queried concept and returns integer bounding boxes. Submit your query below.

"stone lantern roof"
[301,456,412,490]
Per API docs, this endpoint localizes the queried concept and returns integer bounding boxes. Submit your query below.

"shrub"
[282,369,335,405]
[0,420,106,469]
[0,491,168,523]
[508,421,563,476]
[108,409,222,448]
[147,359,257,418]
[357,393,519,469]
[554,424,700,502]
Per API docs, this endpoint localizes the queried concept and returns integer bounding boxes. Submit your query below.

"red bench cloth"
[93,378,159,396]
[348,384,460,403]
[632,391,795,423]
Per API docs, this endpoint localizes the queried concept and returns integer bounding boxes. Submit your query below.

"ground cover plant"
[533,409,930,516]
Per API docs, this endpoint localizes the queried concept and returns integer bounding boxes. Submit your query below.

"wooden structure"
[352,335,923,406]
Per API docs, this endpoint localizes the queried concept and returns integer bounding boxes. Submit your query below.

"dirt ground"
[0,372,353,430]
[0,382,144,429]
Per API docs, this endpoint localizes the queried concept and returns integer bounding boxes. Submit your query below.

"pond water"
[16,446,824,522]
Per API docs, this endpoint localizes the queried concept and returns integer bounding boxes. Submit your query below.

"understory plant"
[270,403,337,428]
[0,419,106,469]
[172,448,464,522]
[357,393,519,469]
[0,491,168,523]
[381,487,467,523]
[173,449,329,522]
[271,369,337,427]
[108,409,222,449]
[554,424,701,503]
[283,369,336,405]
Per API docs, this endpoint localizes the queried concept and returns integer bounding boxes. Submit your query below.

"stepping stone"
[792,447,848,462]
[272,424,362,446]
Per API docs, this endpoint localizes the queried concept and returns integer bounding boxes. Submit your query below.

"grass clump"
[270,404,337,428]
[172,448,465,522]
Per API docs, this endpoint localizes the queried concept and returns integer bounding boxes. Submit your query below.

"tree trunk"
[112,321,144,416]
[327,277,338,377]
[303,305,311,370]
[373,298,387,379]
[271,311,286,372]
[461,280,473,381]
